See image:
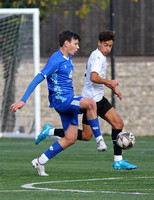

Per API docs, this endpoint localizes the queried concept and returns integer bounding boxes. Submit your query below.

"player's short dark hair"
[98,31,115,42]
[59,31,81,47]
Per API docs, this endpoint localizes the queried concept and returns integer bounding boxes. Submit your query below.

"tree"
[0,0,138,21]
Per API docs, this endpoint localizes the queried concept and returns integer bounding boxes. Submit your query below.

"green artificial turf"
[0,136,153,200]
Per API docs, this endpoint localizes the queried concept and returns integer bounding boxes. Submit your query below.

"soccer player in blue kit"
[10,31,107,176]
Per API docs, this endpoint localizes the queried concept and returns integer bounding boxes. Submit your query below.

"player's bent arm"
[10,73,45,112]
[90,72,118,88]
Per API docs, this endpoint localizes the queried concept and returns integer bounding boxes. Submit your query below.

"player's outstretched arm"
[10,73,45,113]
[10,101,25,112]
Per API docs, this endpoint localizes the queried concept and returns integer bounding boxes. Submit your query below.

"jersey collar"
[59,49,72,60]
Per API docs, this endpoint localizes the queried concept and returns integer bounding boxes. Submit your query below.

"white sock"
[38,153,49,165]
[114,155,123,162]
[95,135,104,143]
[49,128,55,136]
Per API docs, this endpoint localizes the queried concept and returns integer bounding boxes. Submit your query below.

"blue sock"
[88,118,102,138]
[44,141,64,159]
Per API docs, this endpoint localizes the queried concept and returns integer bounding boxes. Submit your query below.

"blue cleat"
[113,159,138,170]
[35,124,53,145]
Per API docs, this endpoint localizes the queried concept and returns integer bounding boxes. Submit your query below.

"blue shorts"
[55,95,83,132]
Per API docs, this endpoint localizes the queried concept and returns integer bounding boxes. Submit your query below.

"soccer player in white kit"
[36,31,137,170]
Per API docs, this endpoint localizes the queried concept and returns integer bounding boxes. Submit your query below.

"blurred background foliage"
[0,0,138,20]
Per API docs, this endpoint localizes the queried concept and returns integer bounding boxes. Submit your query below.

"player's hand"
[110,80,119,88]
[113,88,122,101]
[10,101,25,112]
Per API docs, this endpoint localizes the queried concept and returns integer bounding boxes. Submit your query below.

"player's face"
[98,40,113,56]
[67,39,80,55]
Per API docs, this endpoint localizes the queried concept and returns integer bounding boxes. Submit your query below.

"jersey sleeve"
[41,56,59,78]
[21,73,45,103]
[91,55,104,74]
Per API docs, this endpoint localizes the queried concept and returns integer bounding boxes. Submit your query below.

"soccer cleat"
[97,139,107,152]
[113,159,138,170]
[35,124,53,145]
[31,158,49,176]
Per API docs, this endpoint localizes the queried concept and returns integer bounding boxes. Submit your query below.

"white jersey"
[82,48,108,102]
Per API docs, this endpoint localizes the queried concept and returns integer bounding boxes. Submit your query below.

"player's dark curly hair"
[98,31,115,42]
[59,31,81,47]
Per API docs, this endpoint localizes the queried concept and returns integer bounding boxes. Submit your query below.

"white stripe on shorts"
[71,100,80,106]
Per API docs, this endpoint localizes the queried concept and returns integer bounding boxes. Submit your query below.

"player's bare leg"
[102,107,123,130]
[81,124,93,141]
[58,124,78,149]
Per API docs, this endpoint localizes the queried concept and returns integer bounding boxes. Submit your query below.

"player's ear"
[98,40,101,47]
[64,40,69,47]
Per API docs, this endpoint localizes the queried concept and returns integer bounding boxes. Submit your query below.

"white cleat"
[97,139,107,152]
[31,158,49,176]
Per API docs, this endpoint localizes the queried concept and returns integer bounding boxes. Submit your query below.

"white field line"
[0,177,153,195]
[20,177,153,195]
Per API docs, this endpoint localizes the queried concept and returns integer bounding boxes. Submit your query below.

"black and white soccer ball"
[116,131,135,150]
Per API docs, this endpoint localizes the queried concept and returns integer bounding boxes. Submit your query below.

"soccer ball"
[116,131,135,150]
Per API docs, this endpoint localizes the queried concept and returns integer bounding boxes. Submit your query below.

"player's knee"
[87,98,97,110]
[84,134,93,141]
[82,131,93,141]
[114,119,124,129]
[119,119,124,129]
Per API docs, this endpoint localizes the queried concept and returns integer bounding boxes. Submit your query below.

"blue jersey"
[21,49,82,131]
[41,49,75,111]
